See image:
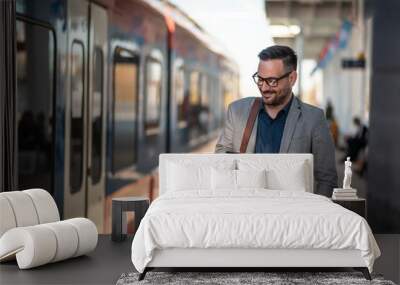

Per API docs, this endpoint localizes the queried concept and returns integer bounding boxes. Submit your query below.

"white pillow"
[266,162,307,191]
[211,169,267,190]
[166,159,236,192]
[211,168,236,190]
[237,159,307,191]
[236,169,267,189]
[167,162,211,191]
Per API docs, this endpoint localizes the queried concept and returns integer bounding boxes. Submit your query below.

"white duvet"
[131,190,380,273]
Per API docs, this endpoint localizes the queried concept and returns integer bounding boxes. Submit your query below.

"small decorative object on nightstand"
[332,157,358,200]
[112,197,149,242]
[331,158,366,217]
[331,198,366,218]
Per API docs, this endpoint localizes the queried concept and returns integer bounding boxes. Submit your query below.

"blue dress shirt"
[255,96,293,153]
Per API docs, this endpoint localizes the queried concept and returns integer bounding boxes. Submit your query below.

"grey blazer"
[215,96,338,196]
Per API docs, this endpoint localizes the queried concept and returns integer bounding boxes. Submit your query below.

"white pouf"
[65,218,98,257]
[24,188,60,223]
[0,189,98,269]
[0,219,98,269]
[0,196,17,237]
[0,226,57,269]
[1,191,39,227]
[42,221,79,262]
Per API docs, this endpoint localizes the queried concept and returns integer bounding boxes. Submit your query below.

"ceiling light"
[269,24,301,38]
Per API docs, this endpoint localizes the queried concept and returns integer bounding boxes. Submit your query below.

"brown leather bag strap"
[240,97,262,153]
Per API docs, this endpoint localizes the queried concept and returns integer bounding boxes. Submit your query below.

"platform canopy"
[265,0,359,60]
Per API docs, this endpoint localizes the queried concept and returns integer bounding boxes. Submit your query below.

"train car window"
[188,71,200,140]
[208,75,216,130]
[112,48,139,173]
[200,74,208,106]
[209,77,216,130]
[144,58,162,136]
[200,74,209,134]
[16,20,55,194]
[91,48,103,184]
[212,77,221,129]
[70,40,85,194]
[175,67,187,128]
[222,72,233,109]
[189,71,200,105]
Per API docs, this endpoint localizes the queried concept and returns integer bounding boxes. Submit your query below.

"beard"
[261,87,291,106]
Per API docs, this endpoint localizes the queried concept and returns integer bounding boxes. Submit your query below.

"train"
[12,0,240,233]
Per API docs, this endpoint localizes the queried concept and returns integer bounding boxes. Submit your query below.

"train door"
[142,54,165,171]
[64,0,107,231]
[87,3,108,231]
[64,0,89,220]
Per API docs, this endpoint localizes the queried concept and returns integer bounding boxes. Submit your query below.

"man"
[215,45,337,197]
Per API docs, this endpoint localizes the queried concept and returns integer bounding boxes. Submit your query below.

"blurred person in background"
[325,101,339,148]
[343,117,368,162]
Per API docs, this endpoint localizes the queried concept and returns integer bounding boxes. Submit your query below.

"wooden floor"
[0,235,398,284]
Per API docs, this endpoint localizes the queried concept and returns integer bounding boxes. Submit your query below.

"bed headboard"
[159,153,314,195]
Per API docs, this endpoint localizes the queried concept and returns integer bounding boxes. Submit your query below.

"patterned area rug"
[116,271,396,285]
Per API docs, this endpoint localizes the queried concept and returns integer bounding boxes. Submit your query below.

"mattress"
[131,190,380,273]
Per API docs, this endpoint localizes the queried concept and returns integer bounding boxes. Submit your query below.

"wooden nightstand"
[331,198,366,218]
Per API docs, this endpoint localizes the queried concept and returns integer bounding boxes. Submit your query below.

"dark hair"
[258,45,297,72]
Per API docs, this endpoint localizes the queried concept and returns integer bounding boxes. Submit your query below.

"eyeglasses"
[252,71,292,87]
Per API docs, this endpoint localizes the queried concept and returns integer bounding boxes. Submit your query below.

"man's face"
[257,59,297,106]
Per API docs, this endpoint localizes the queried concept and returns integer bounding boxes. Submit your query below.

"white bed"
[131,154,380,280]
